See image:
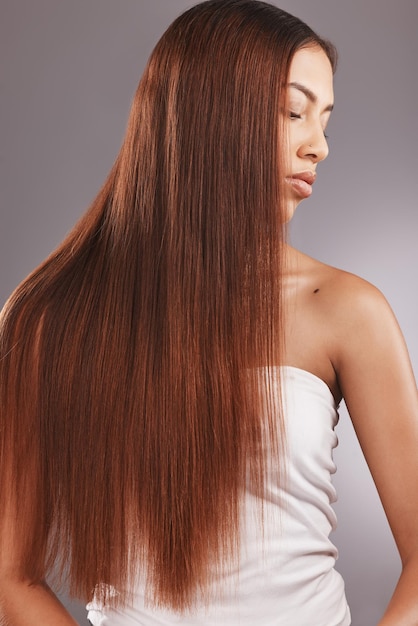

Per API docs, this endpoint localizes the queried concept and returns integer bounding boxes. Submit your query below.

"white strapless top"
[87,366,351,625]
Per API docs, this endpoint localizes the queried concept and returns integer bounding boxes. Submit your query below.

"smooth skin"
[1,47,417,625]
[0,482,78,624]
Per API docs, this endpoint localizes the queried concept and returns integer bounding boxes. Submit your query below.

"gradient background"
[1,1,417,624]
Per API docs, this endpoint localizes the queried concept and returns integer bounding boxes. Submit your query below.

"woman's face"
[283,46,334,221]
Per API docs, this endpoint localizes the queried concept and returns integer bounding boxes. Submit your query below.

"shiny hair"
[0,0,336,612]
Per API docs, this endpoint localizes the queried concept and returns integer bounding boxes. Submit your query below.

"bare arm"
[0,477,78,625]
[0,580,78,626]
[334,280,418,624]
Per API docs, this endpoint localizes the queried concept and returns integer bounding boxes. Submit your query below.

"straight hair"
[0,0,337,611]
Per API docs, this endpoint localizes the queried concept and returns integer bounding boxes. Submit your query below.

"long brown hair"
[0,0,337,611]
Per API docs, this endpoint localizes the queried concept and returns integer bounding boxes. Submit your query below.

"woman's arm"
[0,579,78,626]
[0,479,78,625]
[333,278,418,625]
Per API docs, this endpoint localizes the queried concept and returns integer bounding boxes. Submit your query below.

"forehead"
[287,47,334,103]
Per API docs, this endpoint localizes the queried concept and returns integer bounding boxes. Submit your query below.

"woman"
[0,1,417,624]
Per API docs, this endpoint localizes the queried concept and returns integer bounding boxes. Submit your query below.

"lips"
[292,171,316,185]
[285,170,316,198]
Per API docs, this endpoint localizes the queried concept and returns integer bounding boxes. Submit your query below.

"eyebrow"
[288,81,334,113]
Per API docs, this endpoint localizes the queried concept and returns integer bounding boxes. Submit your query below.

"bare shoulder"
[283,248,408,392]
[317,261,396,336]
[304,254,411,377]
[288,247,393,324]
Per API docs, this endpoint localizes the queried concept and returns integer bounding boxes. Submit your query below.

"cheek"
[288,125,304,150]
[285,124,300,155]
[280,123,293,168]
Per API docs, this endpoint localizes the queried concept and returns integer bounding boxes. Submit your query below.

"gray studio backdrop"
[1,1,417,624]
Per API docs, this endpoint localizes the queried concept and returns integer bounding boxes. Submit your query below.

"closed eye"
[289,112,302,119]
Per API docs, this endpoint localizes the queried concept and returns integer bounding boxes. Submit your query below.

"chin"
[283,200,299,223]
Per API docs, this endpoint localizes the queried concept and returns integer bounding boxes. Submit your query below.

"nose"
[299,127,329,163]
